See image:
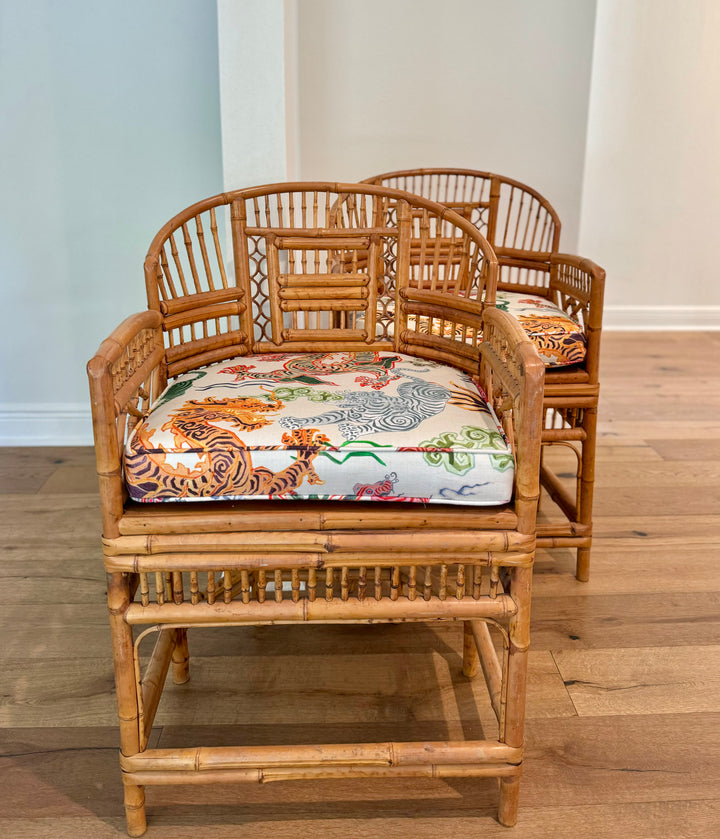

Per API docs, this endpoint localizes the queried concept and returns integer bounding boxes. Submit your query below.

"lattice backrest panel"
[264,231,380,345]
[375,171,493,237]
[240,189,395,350]
[146,184,496,374]
[366,169,561,295]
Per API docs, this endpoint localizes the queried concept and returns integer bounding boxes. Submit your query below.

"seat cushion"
[124,351,514,506]
[495,291,586,367]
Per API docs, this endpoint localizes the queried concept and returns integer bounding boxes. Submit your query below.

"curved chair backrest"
[143,182,498,379]
[364,168,561,295]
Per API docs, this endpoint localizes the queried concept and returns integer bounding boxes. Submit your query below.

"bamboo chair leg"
[171,628,190,685]
[462,620,479,677]
[496,564,531,826]
[576,406,598,582]
[498,774,520,826]
[123,781,147,837]
[107,574,147,835]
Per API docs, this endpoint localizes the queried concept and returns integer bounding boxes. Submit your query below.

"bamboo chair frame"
[364,169,605,581]
[88,183,544,835]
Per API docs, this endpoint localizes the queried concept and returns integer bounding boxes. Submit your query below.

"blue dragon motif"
[279,377,450,440]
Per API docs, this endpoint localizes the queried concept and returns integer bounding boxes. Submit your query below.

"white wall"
[579,0,720,328]
[295,0,598,252]
[0,1,224,444]
[5,1,720,445]
[217,0,297,189]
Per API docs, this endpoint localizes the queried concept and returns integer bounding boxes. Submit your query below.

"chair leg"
[575,406,598,582]
[123,781,147,837]
[498,775,520,826]
[496,564,531,826]
[107,573,148,836]
[171,627,190,684]
[462,620,479,677]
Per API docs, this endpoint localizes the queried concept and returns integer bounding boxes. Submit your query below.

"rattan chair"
[364,169,605,581]
[88,183,544,835]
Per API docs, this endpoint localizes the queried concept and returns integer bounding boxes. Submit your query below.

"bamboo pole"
[122,762,521,786]
[117,505,519,537]
[124,593,518,626]
[120,739,522,773]
[103,530,534,557]
[470,620,504,722]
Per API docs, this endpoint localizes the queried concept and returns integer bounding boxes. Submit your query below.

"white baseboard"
[0,404,93,446]
[604,305,720,330]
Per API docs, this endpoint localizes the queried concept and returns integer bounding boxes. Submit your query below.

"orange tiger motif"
[515,315,586,365]
[125,394,329,500]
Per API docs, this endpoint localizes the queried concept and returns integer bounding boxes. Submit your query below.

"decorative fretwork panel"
[135,562,507,608]
[265,231,380,345]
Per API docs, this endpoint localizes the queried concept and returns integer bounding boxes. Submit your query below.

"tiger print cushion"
[495,291,586,366]
[386,292,585,367]
[124,351,514,506]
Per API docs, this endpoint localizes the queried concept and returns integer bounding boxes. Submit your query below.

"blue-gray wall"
[0,0,223,441]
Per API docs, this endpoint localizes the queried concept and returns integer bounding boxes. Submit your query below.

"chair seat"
[124,351,514,506]
[495,291,586,366]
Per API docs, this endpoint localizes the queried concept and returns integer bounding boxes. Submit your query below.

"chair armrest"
[549,254,605,380]
[549,253,605,325]
[87,311,165,536]
[480,308,545,533]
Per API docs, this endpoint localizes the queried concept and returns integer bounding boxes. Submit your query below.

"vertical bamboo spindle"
[139,573,149,607]
[325,568,334,601]
[374,566,382,601]
[207,572,216,605]
[240,570,250,604]
[257,569,267,603]
[358,566,367,601]
[439,565,448,600]
[408,566,417,601]
[172,571,184,605]
[473,565,483,599]
[307,568,316,602]
[291,569,300,603]
[274,570,283,603]
[390,566,400,601]
[423,566,432,601]
[154,572,164,606]
[456,564,466,600]
[490,564,500,599]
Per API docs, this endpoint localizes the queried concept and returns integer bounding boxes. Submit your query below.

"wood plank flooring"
[1,332,719,838]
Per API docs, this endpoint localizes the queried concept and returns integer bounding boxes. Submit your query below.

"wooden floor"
[1,331,720,838]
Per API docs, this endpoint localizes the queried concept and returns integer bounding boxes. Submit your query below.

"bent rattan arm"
[548,253,606,384]
[87,311,165,537]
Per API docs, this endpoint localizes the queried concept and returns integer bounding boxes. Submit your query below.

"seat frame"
[88,183,544,835]
[364,168,605,581]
